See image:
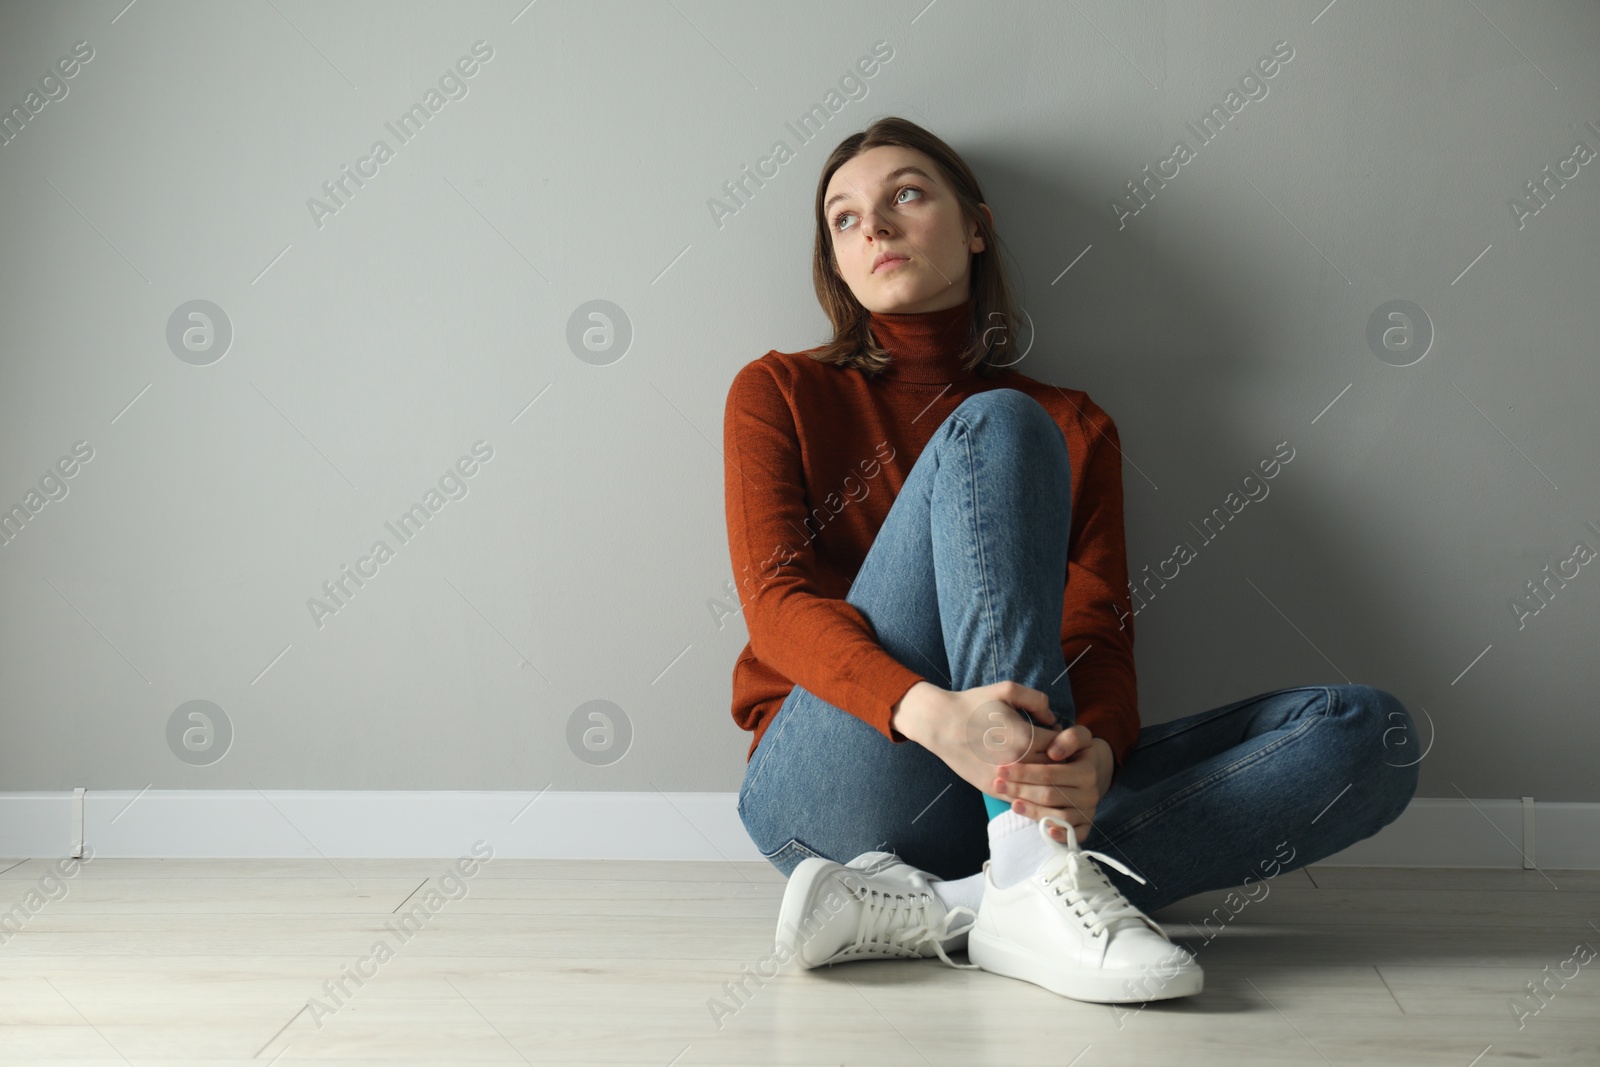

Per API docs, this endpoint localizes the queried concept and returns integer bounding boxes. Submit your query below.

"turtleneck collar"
[867,295,979,384]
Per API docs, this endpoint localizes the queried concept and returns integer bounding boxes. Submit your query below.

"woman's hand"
[992,727,1114,842]
[893,683,1115,842]
[891,680,1059,800]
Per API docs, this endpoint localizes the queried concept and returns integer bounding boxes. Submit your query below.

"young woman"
[722,116,1419,1004]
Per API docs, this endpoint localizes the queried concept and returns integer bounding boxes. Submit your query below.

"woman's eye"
[832,186,923,233]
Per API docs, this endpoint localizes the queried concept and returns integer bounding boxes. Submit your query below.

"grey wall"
[1,1,1595,801]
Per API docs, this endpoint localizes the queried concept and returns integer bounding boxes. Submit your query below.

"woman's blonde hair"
[808,116,1021,379]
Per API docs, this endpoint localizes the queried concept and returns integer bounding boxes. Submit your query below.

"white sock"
[930,872,984,917]
[987,810,1056,889]
[929,872,984,950]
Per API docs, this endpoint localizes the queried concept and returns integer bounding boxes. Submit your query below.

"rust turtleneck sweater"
[722,295,1140,768]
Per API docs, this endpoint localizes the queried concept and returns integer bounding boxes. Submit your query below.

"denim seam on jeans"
[953,413,1001,686]
[1099,687,1334,841]
[760,836,824,867]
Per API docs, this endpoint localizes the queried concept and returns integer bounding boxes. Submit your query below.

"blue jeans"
[737,389,1419,914]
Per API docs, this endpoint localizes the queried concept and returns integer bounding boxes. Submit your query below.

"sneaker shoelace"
[833,881,979,970]
[1034,816,1155,941]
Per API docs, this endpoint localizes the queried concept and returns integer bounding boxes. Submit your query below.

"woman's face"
[823,144,992,314]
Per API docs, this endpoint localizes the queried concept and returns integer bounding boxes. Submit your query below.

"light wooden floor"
[1,856,1596,1065]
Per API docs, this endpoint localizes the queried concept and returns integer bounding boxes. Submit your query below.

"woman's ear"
[970,203,995,253]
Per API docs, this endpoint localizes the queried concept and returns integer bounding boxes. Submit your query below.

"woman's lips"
[874,255,910,273]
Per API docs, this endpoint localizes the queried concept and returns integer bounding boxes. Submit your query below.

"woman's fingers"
[1011,787,1094,824]
[998,785,1096,833]
[997,756,1088,792]
[992,777,1094,819]
[964,698,1041,766]
[1047,724,1094,760]
[997,779,1083,809]
[997,681,1054,727]
[992,681,1056,729]
[1008,798,1090,838]
[999,754,1085,780]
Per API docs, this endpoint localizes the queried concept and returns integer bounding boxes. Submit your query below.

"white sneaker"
[774,850,978,970]
[968,816,1203,1003]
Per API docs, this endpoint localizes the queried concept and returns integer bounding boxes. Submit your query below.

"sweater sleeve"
[723,359,926,741]
[1061,402,1141,769]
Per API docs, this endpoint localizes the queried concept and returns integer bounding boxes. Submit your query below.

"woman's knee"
[946,388,1069,470]
[953,387,1053,433]
[1333,684,1421,829]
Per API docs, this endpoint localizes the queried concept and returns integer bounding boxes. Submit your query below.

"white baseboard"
[0,790,765,862]
[0,792,1595,868]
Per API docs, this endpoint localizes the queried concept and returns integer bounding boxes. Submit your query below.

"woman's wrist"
[890,681,940,744]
